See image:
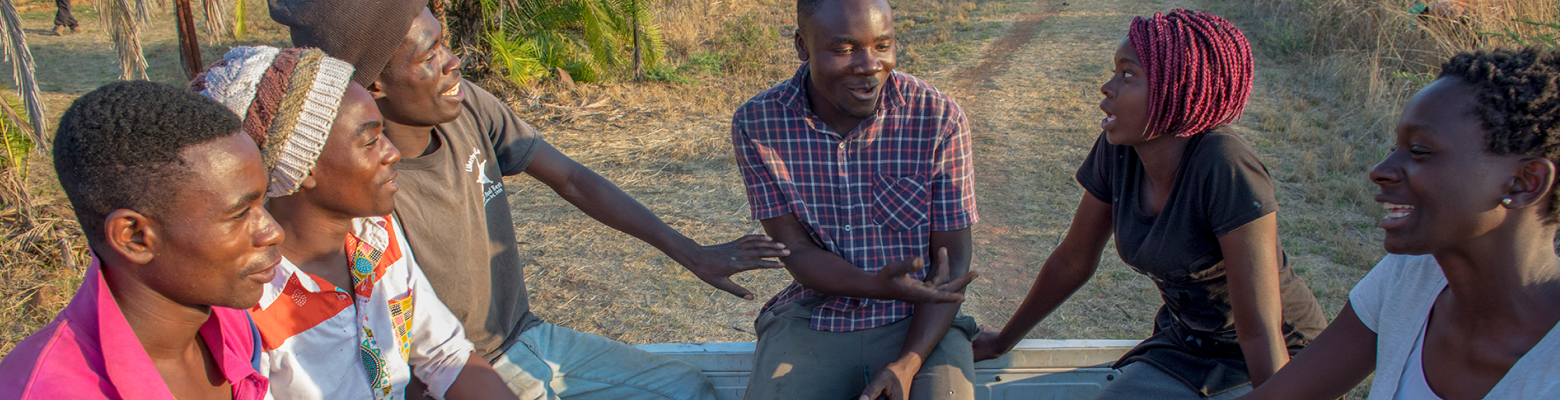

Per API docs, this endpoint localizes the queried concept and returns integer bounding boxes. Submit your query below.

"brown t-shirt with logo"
[392,79,543,361]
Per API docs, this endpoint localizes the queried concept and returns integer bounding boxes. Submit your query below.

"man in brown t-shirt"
[268,1,790,399]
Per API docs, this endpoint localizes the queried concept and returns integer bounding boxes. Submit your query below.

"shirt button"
[838,142,846,149]
[845,224,852,231]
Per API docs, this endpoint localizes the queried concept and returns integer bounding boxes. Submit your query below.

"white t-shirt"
[1395,322,1441,399]
[1351,254,1560,399]
[250,215,473,400]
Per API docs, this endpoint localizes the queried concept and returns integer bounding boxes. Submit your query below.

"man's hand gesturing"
[681,235,790,300]
[874,247,977,304]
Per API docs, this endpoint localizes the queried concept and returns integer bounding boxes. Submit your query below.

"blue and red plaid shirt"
[731,64,977,332]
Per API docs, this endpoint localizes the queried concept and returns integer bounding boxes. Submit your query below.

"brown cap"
[269,0,425,87]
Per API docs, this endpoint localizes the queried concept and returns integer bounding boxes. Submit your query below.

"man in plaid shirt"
[731,0,980,399]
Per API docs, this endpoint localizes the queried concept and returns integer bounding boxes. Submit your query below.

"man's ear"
[1505,157,1556,209]
[367,79,389,100]
[103,209,157,265]
[298,172,318,190]
[794,28,809,62]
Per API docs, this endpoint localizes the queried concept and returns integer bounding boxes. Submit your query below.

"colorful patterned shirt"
[731,64,977,332]
[250,215,473,400]
[0,254,269,400]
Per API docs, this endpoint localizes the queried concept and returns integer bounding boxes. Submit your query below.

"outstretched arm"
[524,141,790,299]
[1218,213,1289,387]
[972,194,1114,361]
[1237,305,1377,400]
[443,352,520,400]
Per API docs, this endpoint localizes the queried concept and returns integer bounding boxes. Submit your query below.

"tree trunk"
[446,0,487,80]
[631,0,643,81]
[174,0,202,80]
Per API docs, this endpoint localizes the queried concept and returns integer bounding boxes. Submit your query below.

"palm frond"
[486,32,546,85]
[232,0,246,39]
[628,0,663,68]
[469,0,669,85]
[0,0,45,145]
[198,0,230,43]
[98,0,152,79]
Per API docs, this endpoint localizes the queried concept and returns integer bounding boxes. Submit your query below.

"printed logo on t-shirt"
[465,147,481,172]
[469,147,505,206]
[477,160,494,186]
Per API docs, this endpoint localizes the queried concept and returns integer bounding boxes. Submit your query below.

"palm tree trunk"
[446,0,487,79]
[174,0,202,80]
[631,0,642,81]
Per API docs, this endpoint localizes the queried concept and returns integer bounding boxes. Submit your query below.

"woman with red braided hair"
[971,10,1328,399]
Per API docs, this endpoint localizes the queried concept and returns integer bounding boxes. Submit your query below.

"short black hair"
[796,0,885,35]
[1439,48,1560,224]
[797,0,825,23]
[53,80,243,243]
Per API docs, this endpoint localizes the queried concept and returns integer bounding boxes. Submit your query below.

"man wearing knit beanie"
[269,2,789,399]
[192,45,522,400]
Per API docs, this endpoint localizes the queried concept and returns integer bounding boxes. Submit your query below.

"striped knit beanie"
[189,46,356,197]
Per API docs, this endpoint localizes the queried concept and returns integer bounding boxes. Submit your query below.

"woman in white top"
[1240,48,1560,399]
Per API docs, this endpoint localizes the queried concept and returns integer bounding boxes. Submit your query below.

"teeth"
[1382,202,1414,219]
[442,85,461,97]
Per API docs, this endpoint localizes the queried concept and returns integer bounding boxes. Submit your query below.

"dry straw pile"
[0,166,84,355]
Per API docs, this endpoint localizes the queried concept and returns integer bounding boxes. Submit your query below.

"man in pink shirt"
[0,81,283,400]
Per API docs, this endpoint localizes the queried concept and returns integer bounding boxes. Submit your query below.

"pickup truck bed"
[636,339,1138,400]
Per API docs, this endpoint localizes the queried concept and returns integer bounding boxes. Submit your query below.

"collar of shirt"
[56,254,268,399]
[773,63,910,139]
[250,257,355,350]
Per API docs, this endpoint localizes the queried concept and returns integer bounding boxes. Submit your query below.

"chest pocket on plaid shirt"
[873,173,930,231]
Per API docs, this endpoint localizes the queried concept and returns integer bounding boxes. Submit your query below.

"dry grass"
[0,164,84,356]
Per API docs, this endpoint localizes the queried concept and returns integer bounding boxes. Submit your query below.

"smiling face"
[1370,77,1517,254]
[1100,38,1151,146]
[143,133,284,309]
[371,8,464,128]
[302,83,402,218]
[795,0,896,126]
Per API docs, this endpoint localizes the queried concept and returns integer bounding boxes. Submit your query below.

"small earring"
[1502,198,1514,206]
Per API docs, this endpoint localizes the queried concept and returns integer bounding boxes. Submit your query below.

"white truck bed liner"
[637,339,1138,400]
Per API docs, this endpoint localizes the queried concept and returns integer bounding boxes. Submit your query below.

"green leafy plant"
[0,90,29,175]
[232,0,246,40]
[0,0,44,165]
[452,0,667,85]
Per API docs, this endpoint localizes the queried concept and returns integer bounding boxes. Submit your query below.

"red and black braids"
[1128,10,1253,138]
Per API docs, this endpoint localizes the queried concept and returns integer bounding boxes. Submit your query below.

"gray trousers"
[54,0,76,28]
[744,296,979,400]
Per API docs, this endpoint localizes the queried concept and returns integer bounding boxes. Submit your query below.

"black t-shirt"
[392,79,544,361]
[1075,127,1327,395]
